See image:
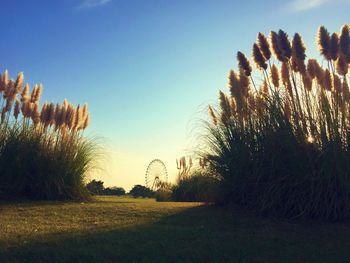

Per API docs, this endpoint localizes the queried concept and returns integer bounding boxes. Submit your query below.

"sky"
[0,0,349,190]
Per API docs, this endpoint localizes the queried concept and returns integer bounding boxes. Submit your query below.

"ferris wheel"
[145,159,168,190]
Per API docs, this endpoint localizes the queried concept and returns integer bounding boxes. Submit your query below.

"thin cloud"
[288,0,329,12]
[78,0,111,9]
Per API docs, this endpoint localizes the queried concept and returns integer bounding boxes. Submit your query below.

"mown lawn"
[1,196,350,262]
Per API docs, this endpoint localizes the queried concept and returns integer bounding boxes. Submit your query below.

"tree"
[129,185,154,198]
[86,180,104,195]
[103,187,126,196]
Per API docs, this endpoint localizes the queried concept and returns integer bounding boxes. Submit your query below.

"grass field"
[1,196,350,262]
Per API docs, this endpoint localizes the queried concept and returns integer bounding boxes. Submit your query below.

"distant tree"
[86,180,104,195]
[103,187,126,196]
[129,185,154,198]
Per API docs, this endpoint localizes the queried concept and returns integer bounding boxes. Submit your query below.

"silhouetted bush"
[103,187,125,196]
[86,180,125,196]
[129,185,154,198]
[0,126,96,200]
[172,170,220,202]
[86,180,105,195]
[155,189,172,202]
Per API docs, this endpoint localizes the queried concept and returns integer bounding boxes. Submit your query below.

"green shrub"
[86,180,105,195]
[103,187,126,196]
[172,170,220,202]
[155,189,172,202]
[129,185,154,198]
[203,24,350,221]
[0,126,98,200]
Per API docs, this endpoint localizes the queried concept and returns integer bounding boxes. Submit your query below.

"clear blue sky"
[0,0,349,189]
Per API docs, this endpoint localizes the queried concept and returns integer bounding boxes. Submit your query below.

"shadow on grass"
[1,205,350,263]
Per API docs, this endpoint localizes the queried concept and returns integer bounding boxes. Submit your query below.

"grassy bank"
[1,196,350,262]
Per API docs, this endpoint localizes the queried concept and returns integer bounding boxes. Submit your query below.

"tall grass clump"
[203,24,350,221]
[172,157,220,202]
[172,170,220,202]
[0,70,97,200]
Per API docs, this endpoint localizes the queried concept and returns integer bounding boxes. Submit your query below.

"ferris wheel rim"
[145,159,168,189]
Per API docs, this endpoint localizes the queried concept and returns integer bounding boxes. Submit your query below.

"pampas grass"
[257,32,271,61]
[0,70,97,200]
[203,24,350,221]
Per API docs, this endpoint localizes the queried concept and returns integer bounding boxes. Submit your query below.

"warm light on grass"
[1,196,350,262]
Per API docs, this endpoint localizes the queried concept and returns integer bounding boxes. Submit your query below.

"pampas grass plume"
[329,33,339,61]
[292,33,306,61]
[62,99,68,109]
[60,105,67,128]
[238,69,250,97]
[21,84,30,103]
[278,29,292,59]
[67,104,76,130]
[34,84,43,103]
[322,69,332,91]
[281,62,290,84]
[270,31,284,62]
[317,26,331,60]
[261,80,269,97]
[292,33,306,74]
[336,55,348,76]
[82,103,88,114]
[40,102,48,123]
[26,103,34,119]
[333,74,342,94]
[237,51,252,76]
[83,113,90,130]
[307,59,317,79]
[252,43,267,70]
[227,70,240,99]
[270,64,280,88]
[74,104,83,130]
[47,102,55,127]
[54,103,62,129]
[1,70,9,93]
[257,32,271,60]
[31,103,40,126]
[313,60,323,83]
[13,72,24,95]
[4,80,14,100]
[13,100,20,120]
[339,24,350,60]
[230,97,236,115]
[219,91,231,126]
[208,105,217,125]
[30,85,38,103]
